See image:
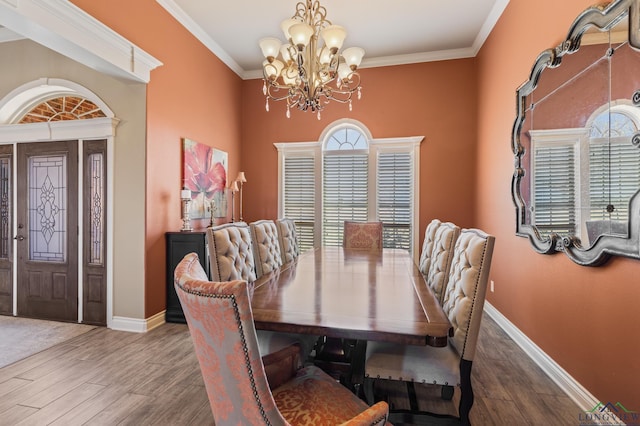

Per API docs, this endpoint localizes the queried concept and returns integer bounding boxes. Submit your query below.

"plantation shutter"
[322,154,368,246]
[377,152,412,249]
[589,139,640,221]
[283,155,316,251]
[532,143,577,237]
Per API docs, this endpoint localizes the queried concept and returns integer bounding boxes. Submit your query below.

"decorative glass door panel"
[28,154,67,262]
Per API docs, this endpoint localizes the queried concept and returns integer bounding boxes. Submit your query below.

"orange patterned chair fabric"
[175,252,389,426]
[343,221,383,250]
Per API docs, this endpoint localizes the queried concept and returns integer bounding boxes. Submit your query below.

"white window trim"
[275,120,423,259]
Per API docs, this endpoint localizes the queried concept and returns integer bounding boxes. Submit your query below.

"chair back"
[174,253,287,425]
[425,222,460,304]
[441,228,495,362]
[343,221,383,250]
[418,219,442,276]
[276,218,300,264]
[250,220,283,278]
[207,222,256,283]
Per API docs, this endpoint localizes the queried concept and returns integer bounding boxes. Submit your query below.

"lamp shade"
[259,37,282,60]
[337,62,351,80]
[181,189,191,199]
[263,59,284,80]
[280,18,299,41]
[289,23,314,49]
[236,171,247,183]
[320,25,346,52]
[342,47,365,69]
[229,180,239,192]
[280,44,293,63]
[282,67,298,86]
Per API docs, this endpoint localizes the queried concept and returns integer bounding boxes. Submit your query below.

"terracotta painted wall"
[71,0,243,318]
[476,0,640,407]
[241,60,479,237]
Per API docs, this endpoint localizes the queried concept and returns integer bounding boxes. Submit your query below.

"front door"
[16,141,78,322]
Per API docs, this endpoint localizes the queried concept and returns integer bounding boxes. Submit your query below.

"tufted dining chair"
[424,221,460,304]
[250,220,284,279]
[207,222,301,358]
[418,219,442,276]
[207,222,256,283]
[175,253,390,426]
[343,221,383,250]
[364,228,495,426]
[276,218,300,264]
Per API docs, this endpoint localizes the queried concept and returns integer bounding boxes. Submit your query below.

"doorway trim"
[0,78,118,327]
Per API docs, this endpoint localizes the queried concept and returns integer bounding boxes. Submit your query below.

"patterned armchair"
[343,221,383,250]
[175,253,389,426]
[364,229,495,425]
[250,220,284,279]
[276,218,300,264]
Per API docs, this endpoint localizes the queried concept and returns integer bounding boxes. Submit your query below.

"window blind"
[589,139,640,221]
[322,154,368,246]
[283,155,316,251]
[377,152,412,250]
[533,143,577,236]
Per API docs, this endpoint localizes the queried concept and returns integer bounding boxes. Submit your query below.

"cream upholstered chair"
[207,222,300,358]
[276,218,300,264]
[364,228,495,426]
[343,221,383,250]
[250,220,284,279]
[175,253,389,426]
[418,219,442,276]
[424,221,461,304]
[207,222,256,283]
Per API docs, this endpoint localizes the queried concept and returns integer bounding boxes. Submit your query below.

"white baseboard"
[111,310,166,333]
[483,302,600,412]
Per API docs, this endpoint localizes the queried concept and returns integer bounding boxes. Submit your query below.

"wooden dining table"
[251,246,453,347]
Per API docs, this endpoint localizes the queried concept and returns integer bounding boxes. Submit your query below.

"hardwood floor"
[0,314,581,425]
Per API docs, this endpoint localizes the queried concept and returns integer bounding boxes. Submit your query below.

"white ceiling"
[158,0,510,79]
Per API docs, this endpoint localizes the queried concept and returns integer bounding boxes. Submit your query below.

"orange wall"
[71,0,243,317]
[477,0,640,406]
[241,60,479,234]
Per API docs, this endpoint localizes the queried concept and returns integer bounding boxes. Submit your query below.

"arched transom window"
[18,96,106,124]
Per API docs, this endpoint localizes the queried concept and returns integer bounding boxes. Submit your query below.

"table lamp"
[236,171,247,222]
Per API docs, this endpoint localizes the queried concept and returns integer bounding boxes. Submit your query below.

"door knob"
[14,235,24,241]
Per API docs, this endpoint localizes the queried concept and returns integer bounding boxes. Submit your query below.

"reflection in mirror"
[512,0,640,265]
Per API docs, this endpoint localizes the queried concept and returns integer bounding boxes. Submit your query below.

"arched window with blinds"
[275,120,422,256]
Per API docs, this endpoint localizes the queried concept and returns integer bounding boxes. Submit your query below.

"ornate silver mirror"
[512,0,640,265]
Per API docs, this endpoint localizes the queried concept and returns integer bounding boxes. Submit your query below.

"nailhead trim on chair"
[176,283,272,426]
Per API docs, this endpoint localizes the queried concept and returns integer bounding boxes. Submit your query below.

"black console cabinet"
[165,231,209,323]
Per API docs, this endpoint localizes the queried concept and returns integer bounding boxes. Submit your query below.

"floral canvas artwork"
[182,138,228,219]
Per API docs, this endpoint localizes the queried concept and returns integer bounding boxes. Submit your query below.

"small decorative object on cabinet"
[165,231,209,323]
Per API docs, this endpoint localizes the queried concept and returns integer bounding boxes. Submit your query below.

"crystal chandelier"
[259,0,365,120]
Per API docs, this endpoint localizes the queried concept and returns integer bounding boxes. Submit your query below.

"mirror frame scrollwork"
[512,0,640,266]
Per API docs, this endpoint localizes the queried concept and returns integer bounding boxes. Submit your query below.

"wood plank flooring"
[0,314,581,425]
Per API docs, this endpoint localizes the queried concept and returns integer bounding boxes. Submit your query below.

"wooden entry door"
[16,141,78,322]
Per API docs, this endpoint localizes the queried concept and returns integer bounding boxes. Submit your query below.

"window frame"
[529,101,640,244]
[275,119,423,259]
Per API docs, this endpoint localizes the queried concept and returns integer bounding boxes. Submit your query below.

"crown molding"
[157,0,510,81]
[0,0,162,83]
[156,0,243,76]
